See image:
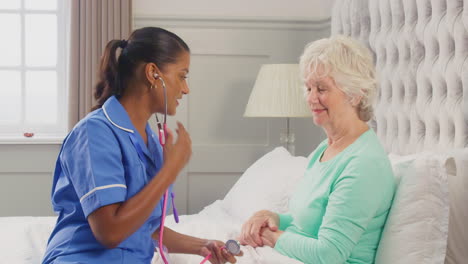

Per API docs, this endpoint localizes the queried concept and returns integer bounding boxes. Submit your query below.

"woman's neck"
[318,119,368,162]
[324,119,369,150]
[119,94,151,141]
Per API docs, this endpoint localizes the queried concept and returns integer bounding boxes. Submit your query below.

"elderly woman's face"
[305,73,355,128]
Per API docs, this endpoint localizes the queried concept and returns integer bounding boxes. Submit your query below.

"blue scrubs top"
[42,96,172,264]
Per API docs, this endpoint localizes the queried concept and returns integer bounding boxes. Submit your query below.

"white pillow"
[375,152,454,264]
[222,147,308,222]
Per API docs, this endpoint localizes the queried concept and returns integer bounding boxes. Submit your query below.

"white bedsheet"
[0,202,302,264]
[0,216,56,263]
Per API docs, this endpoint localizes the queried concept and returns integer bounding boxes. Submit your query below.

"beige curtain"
[68,0,133,129]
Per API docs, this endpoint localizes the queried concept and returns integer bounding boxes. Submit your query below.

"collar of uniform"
[102,95,136,133]
[103,96,156,165]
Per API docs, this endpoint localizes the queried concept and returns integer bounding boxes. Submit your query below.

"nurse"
[42,27,241,264]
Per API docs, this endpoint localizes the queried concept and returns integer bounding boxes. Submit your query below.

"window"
[0,0,68,143]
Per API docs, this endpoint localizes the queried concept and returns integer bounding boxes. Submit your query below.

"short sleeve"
[61,118,127,217]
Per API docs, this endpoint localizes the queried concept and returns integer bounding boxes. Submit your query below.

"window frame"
[0,0,69,144]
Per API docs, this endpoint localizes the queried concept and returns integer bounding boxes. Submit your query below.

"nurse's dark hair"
[91,27,190,111]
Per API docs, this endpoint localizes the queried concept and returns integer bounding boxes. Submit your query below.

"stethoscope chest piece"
[225,239,241,255]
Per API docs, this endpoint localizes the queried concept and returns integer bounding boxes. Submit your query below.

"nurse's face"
[157,51,190,115]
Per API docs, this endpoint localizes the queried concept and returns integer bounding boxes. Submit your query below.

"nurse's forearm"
[153,227,207,255]
[88,165,179,248]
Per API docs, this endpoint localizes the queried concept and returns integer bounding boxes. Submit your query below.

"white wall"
[133,0,335,20]
[0,145,59,216]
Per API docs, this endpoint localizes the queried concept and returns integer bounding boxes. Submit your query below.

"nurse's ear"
[145,62,162,89]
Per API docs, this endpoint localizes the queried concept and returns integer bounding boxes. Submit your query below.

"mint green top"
[275,129,395,264]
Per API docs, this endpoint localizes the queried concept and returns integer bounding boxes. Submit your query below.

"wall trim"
[134,15,331,31]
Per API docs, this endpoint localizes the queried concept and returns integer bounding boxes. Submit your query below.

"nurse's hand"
[163,122,192,175]
[199,240,244,264]
[238,210,279,248]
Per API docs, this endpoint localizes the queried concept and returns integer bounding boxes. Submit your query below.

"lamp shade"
[244,64,312,117]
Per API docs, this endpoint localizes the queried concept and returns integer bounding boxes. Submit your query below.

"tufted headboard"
[332,0,467,154]
[331,0,467,263]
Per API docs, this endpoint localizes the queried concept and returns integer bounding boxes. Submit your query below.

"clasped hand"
[238,210,284,248]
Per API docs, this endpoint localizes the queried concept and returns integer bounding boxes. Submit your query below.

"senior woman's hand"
[238,210,279,247]
[260,227,284,248]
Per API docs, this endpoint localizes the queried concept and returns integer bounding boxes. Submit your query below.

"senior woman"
[238,35,396,264]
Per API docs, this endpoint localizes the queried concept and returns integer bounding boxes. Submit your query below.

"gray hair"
[299,35,377,122]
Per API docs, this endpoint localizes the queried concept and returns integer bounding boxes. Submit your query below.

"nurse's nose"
[182,82,189,95]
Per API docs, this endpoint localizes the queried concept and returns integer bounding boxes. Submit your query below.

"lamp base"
[280,132,295,155]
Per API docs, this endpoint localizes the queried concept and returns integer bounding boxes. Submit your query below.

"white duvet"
[0,216,56,263]
[0,203,302,264]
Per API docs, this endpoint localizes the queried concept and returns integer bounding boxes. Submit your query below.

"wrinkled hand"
[199,240,244,264]
[260,227,284,248]
[163,122,192,177]
[238,210,279,247]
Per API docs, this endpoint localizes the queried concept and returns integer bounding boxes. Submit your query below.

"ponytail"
[92,39,126,111]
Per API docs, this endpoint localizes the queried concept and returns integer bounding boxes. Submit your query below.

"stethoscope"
[152,73,178,264]
[153,74,241,264]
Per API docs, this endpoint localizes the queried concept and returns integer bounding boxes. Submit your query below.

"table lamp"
[244,64,312,155]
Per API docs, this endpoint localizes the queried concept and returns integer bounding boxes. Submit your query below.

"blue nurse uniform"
[42,96,172,264]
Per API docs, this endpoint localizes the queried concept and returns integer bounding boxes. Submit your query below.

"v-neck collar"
[102,96,154,163]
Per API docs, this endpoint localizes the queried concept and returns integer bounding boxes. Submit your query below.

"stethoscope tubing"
[155,76,171,264]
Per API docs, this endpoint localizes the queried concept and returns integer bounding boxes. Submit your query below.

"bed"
[1,0,467,263]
